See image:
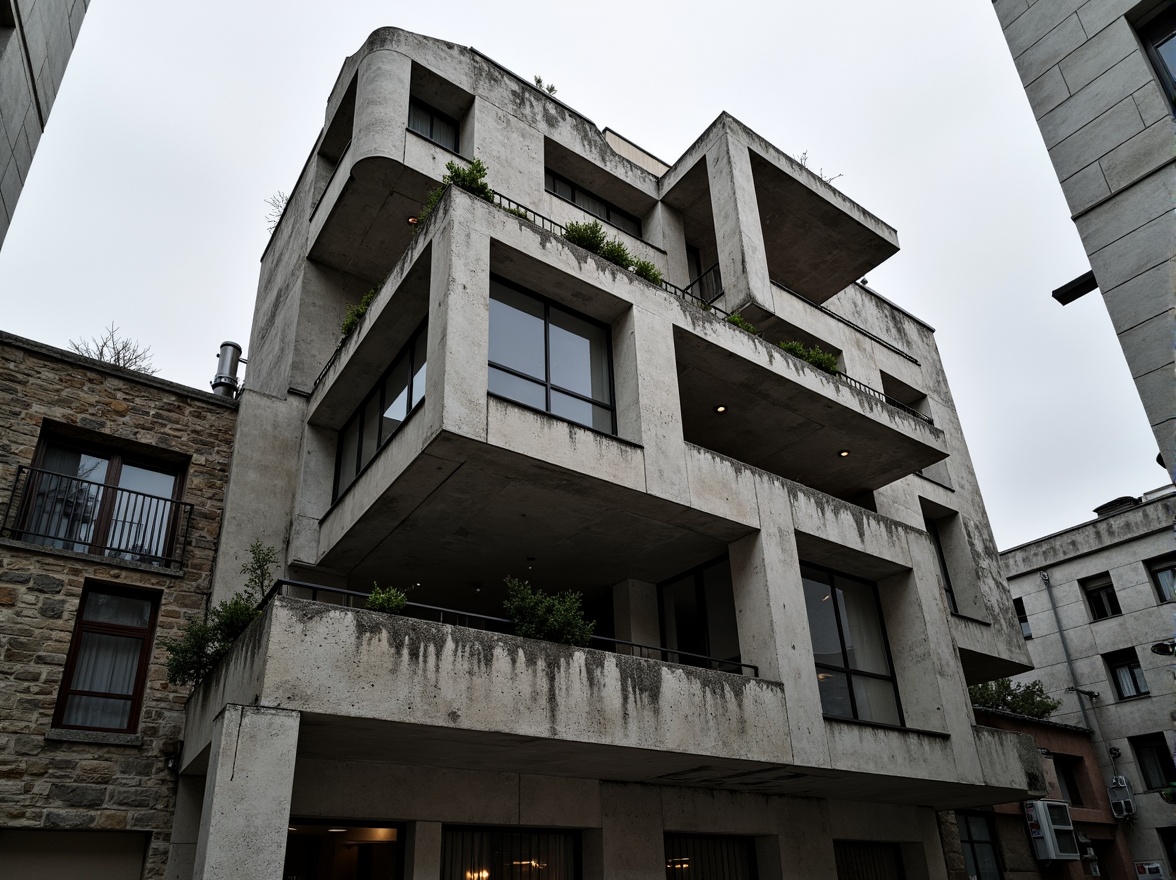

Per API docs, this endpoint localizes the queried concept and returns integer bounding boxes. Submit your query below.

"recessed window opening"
[441,826,578,880]
[53,583,160,733]
[880,371,930,418]
[955,813,1003,880]
[544,168,642,238]
[1138,4,1176,108]
[285,820,404,880]
[1130,733,1176,791]
[488,276,615,435]
[802,561,903,726]
[924,514,957,614]
[664,833,757,880]
[312,75,357,211]
[1081,574,1121,620]
[1013,597,1031,639]
[659,556,742,672]
[1053,755,1085,806]
[1149,553,1176,603]
[1105,648,1149,699]
[408,98,459,153]
[334,321,428,500]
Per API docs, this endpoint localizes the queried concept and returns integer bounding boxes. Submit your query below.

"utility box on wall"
[1024,800,1080,861]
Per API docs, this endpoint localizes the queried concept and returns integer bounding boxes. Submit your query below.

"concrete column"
[192,705,300,880]
[164,774,206,880]
[404,821,442,880]
[599,784,664,880]
[429,203,492,443]
[641,202,689,288]
[352,48,411,181]
[705,130,772,314]
[612,579,660,657]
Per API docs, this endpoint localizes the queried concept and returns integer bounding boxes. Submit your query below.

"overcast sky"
[0,0,1164,549]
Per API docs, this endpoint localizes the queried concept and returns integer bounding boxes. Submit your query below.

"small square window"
[1149,554,1176,604]
[1081,574,1121,620]
[1130,733,1176,791]
[1105,648,1149,699]
[407,99,459,152]
[53,583,160,734]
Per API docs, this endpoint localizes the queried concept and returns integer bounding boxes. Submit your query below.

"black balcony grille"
[1,466,193,569]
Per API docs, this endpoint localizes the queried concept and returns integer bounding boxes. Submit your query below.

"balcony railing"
[1,466,193,569]
[265,579,759,677]
[835,374,934,425]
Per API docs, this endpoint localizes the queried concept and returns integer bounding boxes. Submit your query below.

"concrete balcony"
[180,596,1041,810]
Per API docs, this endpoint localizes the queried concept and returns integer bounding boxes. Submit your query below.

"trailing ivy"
[502,576,595,647]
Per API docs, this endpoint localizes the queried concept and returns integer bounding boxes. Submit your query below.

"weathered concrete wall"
[0,332,236,879]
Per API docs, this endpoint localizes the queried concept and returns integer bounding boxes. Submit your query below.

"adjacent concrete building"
[0,0,89,247]
[167,28,1046,880]
[1002,485,1176,875]
[986,0,1176,471]
[0,331,237,878]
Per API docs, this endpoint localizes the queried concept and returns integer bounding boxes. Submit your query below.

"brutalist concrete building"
[1002,485,1176,875]
[171,28,1044,880]
[986,0,1176,470]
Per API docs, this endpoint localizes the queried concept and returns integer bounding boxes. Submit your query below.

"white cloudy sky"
[0,0,1163,549]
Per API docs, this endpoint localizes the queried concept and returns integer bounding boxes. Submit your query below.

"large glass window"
[284,821,403,880]
[54,583,159,733]
[544,169,641,238]
[441,827,577,880]
[334,322,427,499]
[407,99,459,152]
[660,557,742,673]
[956,813,1003,880]
[803,563,902,726]
[488,278,614,434]
[664,834,757,880]
[17,438,183,567]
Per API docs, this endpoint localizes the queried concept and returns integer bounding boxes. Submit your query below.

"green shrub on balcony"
[562,219,608,253]
[163,541,278,686]
[415,158,495,234]
[340,288,377,340]
[778,339,839,374]
[631,259,662,285]
[366,583,409,615]
[503,576,595,647]
[725,313,758,334]
[562,222,663,286]
[598,238,632,267]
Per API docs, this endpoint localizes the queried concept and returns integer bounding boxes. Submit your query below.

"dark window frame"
[802,560,905,727]
[924,515,958,614]
[52,581,161,734]
[656,555,743,673]
[1053,755,1086,806]
[333,320,428,501]
[1105,647,1150,700]
[544,168,642,239]
[1081,574,1122,620]
[487,275,617,436]
[406,97,460,153]
[1139,4,1176,108]
[1149,553,1176,603]
[956,812,1004,880]
[1130,732,1176,791]
[1013,597,1032,639]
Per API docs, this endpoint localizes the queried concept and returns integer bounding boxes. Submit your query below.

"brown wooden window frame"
[52,581,161,734]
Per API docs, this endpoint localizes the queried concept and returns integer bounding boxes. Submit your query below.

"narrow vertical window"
[956,813,1003,880]
[925,515,957,613]
[1013,597,1031,639]
[1105,648,1149,699]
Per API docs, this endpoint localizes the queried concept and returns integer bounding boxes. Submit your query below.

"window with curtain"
[1149,554,1176,603]
[54,584,159,733]
[19,437,182,567]
[664,833,757,880]
[440,827,577,880]
[488,277,615,434]
[334,321,428,500]
[802,562,903,726]
[1081,574,1121,620]
[1105,648,1149,699]
[407,99,459,152]
[1130,733,1176,791]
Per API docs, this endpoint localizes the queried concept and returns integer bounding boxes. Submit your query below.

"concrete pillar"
[429,204,492,443]
[705,130,772,314]
[404,821,442,880]
[192,705,300,880]
[351,48,411,181]
[612,579,660,657]
[642,202,689,288]
[600,784,664,880]
[164,774,205,880]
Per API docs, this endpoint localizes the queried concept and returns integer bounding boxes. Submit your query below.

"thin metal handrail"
[835,373,934,424]
[265,579,758,676]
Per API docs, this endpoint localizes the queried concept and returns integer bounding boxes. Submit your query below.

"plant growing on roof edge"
[415,158,496,233]
[340,288,377,340]
[562,219,608,253]
[162,541,278,686]
[778,339,839,374]
[366,583,409,615]
[502,576,595,647]
[968,678,1061,719]
[725,313,758,334]
[630,259,662,285]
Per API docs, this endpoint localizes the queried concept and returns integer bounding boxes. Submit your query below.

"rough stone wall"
[0,333,236,878]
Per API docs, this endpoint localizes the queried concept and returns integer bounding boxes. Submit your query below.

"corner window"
[488,277,615,434]
[54,583,160,733]
[407,98,459,152]
[1130,733,1176,791]
[1139,4,1176,108]
[10,435,187,568]
[1082,574,1122,620]
[544,169,641,238]
[441,827,577,880]
[664,833,757,880]
[1149,554,1176,603]
[1106,648,1149,699]
[802,562,902,726]
[334,322,427,500]
[1013,597,1032,639]
[956,813,1003,880]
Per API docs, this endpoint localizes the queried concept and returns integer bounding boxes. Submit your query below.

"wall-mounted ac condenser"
[1024,800,1080,860]
[1107,775,1137,819]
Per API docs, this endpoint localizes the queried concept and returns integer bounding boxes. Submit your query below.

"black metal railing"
[266,579,759,677]
[1,466,192,569]
[684,262,724,305]
[835,374,934,424]
[770,280,919,365]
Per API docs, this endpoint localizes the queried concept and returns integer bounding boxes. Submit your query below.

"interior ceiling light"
[714,405,727,413]
[407,216,419,225]
[838,450,850,457]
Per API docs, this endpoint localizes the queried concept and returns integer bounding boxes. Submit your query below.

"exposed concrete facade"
[179,27,1042,880]
[0,331,237,878]
[0,0,88,248]
[987,0,1176,471]
[1002,485,1176,873]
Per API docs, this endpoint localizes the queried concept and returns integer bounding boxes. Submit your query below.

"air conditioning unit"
[1108,775,1137,819]
[1135,862,1169,879]
[1025,800,1081,860]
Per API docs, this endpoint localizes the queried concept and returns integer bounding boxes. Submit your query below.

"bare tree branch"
[68,323,157,374]
[265,190,288,234]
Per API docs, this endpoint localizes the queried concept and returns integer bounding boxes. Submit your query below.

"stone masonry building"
[1002,485,1176,874]
[168,27,1046,880]
[0,330,237,878]
[0,0,89,247]
[986,0,1176,471]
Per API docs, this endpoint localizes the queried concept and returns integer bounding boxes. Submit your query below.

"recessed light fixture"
[407,216,419,226]
[328,828,348,833]
[714,405,727,413]
[838,450,850,457]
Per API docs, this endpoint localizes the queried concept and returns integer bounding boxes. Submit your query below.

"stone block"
[1050,96,1142,182]
[995,0,1030,29]
[1131,363,1175,430]
[1075,161,1172,252]
[48,782,108,808]
[1100,119,1176,192]
[1089,213,1172,290]
[1060,18,1137,93]
[42,809,97,829]
[1132,83,1171,127]
[1076,0,1137,38]
[1038,52,1151,148]
[1006,0,1086,60]
[29,575,64,594]
[1027,66,1071,118]
[13,735,42,755]
[37,598,64,619]
[1060,161,1110,213]
[0,585,17,605]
